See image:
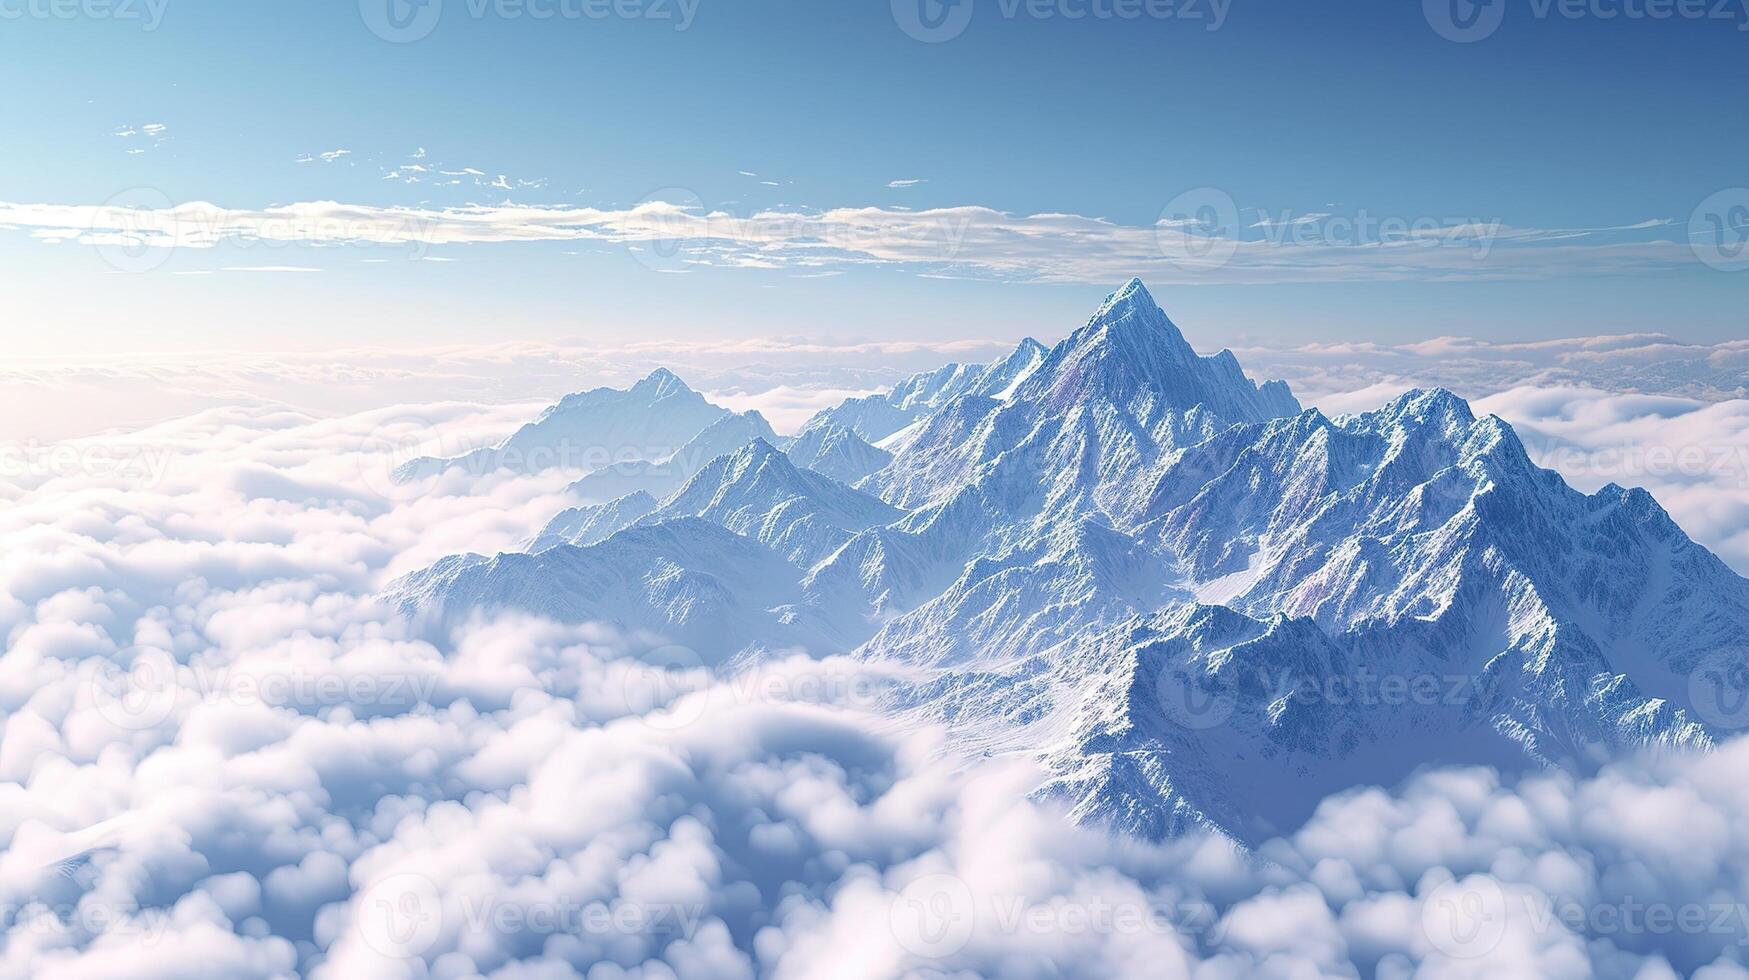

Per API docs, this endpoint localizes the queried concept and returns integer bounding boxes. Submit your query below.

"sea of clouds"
[2,392,1749,978]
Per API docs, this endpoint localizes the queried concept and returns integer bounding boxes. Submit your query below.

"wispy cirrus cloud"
[0,196,1722,285]
[113,122,170,155]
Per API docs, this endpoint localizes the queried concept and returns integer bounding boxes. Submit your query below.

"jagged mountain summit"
[1018,278,1297,421]
[526,489,657,552]
[388,279,1749,845]
[785,422,892,485]
[530,439,901,568]
[567,409,784,503]
[800,336,1048,443]
[866,277,1302,514]
[394,368,729,481]
[643,439,901,567]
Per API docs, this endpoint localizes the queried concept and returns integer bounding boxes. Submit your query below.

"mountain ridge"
[388,279,1749,844]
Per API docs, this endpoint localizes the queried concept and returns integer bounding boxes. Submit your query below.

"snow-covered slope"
[799,336,1050,443]
[1133,386,1749,694]
[566,409,782,503]
[864,278,1302,514]
[642,439,903,568]
[529,439,903,569]
[386,518,852,660]
[394,368,728,480]
[526,490,657,552]
[785,421,892,484]
[969,336,1048,399]
[798,394,917,444]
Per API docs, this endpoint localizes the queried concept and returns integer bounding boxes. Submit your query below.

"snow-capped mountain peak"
[800,336,1059,442]
[1087,277,1184,339]
[1366,386,1477,429]
[565,408,785,503]
[1012,278,1300,423]
[394,370,728,481]
[971,336,1049,400]
[787,422,892,484]
[628,366,691,397]
[866,279,1302,513]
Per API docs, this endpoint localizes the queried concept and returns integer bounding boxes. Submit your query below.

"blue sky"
[1,0,1746,355]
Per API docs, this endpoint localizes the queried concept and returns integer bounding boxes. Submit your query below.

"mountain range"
[386,279,1749,843]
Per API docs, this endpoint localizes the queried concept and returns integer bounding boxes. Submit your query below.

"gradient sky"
[1,0,1746,356]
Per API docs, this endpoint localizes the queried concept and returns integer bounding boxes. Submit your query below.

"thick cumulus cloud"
[4,400,1749,978]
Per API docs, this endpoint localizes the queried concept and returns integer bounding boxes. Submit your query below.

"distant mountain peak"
[693,410,780,445]
[969,336,1051,401]
[645,435,902,567]
[786,422,893,485]
[631,367,693,397]
[394,366,726,481]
